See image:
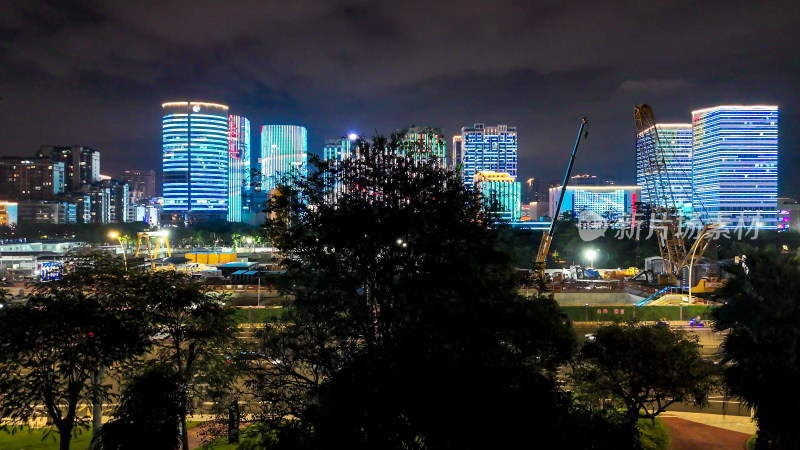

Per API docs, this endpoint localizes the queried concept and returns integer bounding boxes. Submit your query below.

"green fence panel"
[563,305,719,323]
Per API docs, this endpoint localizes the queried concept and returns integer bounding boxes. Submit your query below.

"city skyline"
[0,2,797,196]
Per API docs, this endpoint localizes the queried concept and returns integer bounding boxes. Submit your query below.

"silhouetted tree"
[573,322,716,427]
[247,133,634,448]
[0,288,149,450]
[712,248,800,449]
[130,271,237,450]
[93,365,183,450]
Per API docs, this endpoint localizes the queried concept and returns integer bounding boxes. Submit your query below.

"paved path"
[661,415,752,449]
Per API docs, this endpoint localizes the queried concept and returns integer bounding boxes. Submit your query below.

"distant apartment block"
[0,157,65,200]
[37,145,100,191]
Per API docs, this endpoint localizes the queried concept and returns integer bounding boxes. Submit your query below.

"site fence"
[234,305,717,324]
[561,304,718,322]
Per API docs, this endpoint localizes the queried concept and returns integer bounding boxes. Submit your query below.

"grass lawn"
[0,426,94,449]
[638,418,670,450]
[198,424,261,449]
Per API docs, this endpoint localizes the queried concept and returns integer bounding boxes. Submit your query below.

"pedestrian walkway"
[661,415,751,449]
[662,411,756,435]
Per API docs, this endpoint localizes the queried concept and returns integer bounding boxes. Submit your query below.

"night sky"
[1,1,798,194]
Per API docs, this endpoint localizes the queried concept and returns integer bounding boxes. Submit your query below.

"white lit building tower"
[691,105,778,228]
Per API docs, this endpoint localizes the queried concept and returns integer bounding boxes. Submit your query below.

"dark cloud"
[0,0,798,194]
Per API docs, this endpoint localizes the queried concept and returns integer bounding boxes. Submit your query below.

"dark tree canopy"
[93,365,184,450]
[126,270,238,450]
[249,133,632,449]
[0,288,149,450]
[574,322,715,424]
[712,248,800,449]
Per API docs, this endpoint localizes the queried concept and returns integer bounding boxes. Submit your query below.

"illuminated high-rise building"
[636,123,693,213]
[451,135,463,170]
[474,171,521,222]
[322,136,353,161]
[37,145,100,191]
[122,169,156,199]
[461,124,517,188]
[227,115,250,222]
[691,106,778,228]
[399,126,446,165]
[0,157,65,200]
[524,177,543,203]
[162,101,230,222]
[261,125,308,193]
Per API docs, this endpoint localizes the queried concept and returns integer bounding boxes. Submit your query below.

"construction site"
[528,105,729,313]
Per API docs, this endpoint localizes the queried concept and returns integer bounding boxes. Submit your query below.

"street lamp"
[687,228,716,305]
[109,231,127,271]
[585,249,597,269]
[246,237,254,255]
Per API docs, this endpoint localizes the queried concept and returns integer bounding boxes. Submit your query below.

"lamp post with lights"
[585,249,597,269]
[109,232,128,271]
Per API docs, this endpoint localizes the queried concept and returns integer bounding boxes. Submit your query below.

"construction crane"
[634,104,717,287]
[533,118,588,291]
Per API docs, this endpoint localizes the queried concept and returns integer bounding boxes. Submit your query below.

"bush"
[638,418,670,450]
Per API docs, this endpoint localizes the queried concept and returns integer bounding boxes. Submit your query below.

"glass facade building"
[636,124,693,213]
[261,125,308,193]
[322,137,353,162]
[691,106,778,228]
[227,115,250,222]
[400,126,446,165]
[474,171,521,222]
[461,124,517,188]
[548,186,641,221]
[162,102,230,220]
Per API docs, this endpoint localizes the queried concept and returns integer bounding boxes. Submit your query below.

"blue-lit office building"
[461,124,517,188]
[636,124,693,213]
[162,101,231,222]
[549,185,641,221]
[227,115,250,222]
[691,106,778,228]
[261,125,308,193]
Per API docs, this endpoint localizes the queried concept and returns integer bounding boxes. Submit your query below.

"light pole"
[109,232,127,271]
[584,249,597,269]
[246,237,254,255]
[687,229,715,305]
[256,263,262,307]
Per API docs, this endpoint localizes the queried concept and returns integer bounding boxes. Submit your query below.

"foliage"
[573,321,716,424]
[247,132,635,448]
[129,270,238,450]
[92,365,183,449]
[0,288,149,450]
[637,418,670,450]
[711,247,800,449]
